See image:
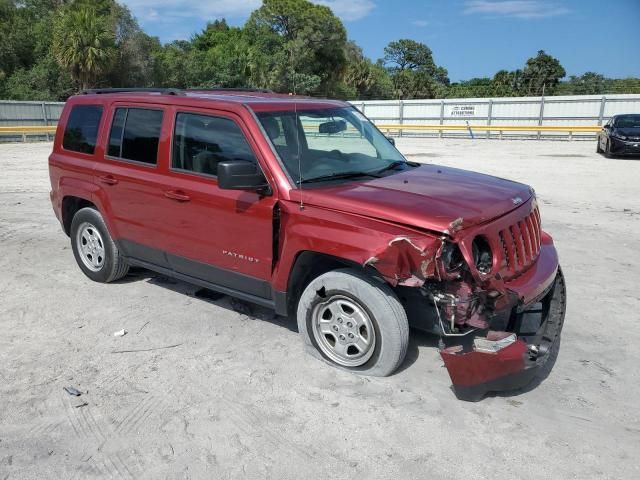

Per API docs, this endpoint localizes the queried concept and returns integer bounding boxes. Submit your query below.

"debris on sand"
[63,386,82,396]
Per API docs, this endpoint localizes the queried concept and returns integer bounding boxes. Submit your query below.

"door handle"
[98,175,118,185]
[164,190,191,202]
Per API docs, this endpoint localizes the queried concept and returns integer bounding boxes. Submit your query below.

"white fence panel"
[352,94,640,139]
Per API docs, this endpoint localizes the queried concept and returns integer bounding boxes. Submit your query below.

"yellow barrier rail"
[0,126,57,133]
[1,124,601,141]
[0,125,57,142]
[375,124,601,132]
[373,123,601,140]
[0,125,603,133]
[0,125,57,141]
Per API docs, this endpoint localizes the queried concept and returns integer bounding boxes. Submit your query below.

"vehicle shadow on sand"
[119,268,558,397]
[122,267,299,332]
[120,268,438,370]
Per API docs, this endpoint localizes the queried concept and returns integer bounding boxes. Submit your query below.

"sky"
[121,0,640,82]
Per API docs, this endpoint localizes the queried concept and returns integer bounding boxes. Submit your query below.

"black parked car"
[597,114,640,157]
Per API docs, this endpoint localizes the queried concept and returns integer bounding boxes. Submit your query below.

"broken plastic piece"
[440,340,530,401]
[63,386,82,396]
[473,333,516,353]
[113,329,127,337]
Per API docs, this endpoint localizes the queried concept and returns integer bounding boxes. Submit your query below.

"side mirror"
[217,160,270,194]
[386,136,396,146]
[319,120,347,134]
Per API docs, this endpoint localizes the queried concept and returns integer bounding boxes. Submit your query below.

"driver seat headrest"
[261,117,281,140]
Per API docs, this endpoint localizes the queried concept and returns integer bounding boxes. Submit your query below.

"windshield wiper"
[375,160,407,175]
[297,171,381,184]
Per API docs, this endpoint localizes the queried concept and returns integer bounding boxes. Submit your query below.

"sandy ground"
[1,138,639,480]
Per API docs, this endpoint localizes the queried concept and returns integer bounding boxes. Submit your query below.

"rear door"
[153,106,277,298]
[94,102,172,267]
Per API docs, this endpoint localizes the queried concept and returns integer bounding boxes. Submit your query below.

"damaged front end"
[365,199,567,401]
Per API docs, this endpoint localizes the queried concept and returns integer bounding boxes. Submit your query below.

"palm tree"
[53,5,115,91]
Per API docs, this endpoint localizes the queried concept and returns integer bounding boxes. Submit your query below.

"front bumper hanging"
[440,268,566,401]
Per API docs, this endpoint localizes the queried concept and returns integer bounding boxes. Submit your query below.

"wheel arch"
[61,196,96,236]
[284,250,381,317]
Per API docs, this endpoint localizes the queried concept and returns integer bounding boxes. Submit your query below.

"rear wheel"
[297,268,409,377]
[596,137,603,153]
[70,207,129,283]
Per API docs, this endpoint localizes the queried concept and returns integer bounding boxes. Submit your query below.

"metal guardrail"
[375,124,601,140]
[0,124,602,142]
[0,126,57,133]
[0,125,57,142]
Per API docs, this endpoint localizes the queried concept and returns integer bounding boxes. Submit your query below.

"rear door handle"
[98,175,118,185]
[164,190,191,202]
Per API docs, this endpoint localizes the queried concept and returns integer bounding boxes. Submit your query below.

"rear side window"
[107,107,164,165]
[172,112,256,177]
[62,105,103,154]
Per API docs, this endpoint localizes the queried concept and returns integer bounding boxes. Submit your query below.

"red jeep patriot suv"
[49,88,566,401]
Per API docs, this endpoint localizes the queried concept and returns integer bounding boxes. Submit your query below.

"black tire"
[296,268,409,377]
[70,207,129,283]
[604,139,613,158]
[534,266,566,369]
[596,137,603,153]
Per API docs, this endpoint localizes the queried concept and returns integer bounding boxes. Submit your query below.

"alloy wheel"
[76,222,106,272]
[311,294,376,367]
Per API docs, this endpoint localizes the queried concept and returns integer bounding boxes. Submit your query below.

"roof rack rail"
[82,88,184,96]
[186,88,274,94]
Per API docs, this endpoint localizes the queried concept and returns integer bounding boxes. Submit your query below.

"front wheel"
[604,139,613,158]
[70,207,129,283]
[297,268,409,377]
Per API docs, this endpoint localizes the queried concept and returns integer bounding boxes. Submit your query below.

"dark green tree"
[107,3,161,87]
[604,77,640,94]
[556,72,606,95]
[491,69,525,96]
[3,0,640,101]
[383,39,434,72]
[246,0,348,95]
[4,55,73,100]
[187,20,252,88]
[52,3,116,90]
[522,50,566,96]
[381,39,449,99]
[342,41,392,99]
[445,77,493,98]
[152,40,193,88]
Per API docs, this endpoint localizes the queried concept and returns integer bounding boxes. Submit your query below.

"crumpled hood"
[292,164,533,234]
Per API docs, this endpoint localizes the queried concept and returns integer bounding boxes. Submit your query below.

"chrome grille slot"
[499,231,511,268]
[495,205,542,280]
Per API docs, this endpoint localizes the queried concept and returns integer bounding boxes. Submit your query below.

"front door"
[156,107,277,299]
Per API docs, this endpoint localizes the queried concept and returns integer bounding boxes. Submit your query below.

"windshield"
[614,115,640,128]
[255,106,408,184]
